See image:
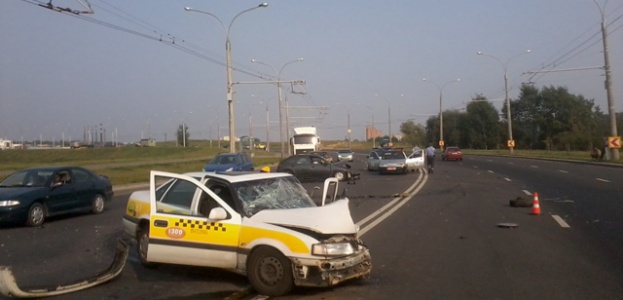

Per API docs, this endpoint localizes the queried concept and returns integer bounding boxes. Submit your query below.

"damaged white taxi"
[122,171,372,296]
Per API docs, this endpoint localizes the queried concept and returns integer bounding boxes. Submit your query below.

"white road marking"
[504,178,512,182]
[558,170,568,173]
[530,165,538,168]
[357,172,426,237]
[552,215,570,228]
[522,190,532,196]
[596,178,610,183]
[488,170,494,173]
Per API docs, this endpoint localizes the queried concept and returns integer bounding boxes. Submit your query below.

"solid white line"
[596,178,610,183]
[357,173,427,237]
[552,215,570,228]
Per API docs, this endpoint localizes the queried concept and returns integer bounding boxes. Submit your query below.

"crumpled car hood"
[250,199,357,234]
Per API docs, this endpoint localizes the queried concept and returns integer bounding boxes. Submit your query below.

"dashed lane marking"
[552,215,570,228]
[596,178,610,183]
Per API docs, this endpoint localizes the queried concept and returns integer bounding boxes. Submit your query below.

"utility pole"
[594,0,619,160]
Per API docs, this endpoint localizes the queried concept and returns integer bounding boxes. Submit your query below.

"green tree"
[512,85,602,150]
[399,121,426,147]
[463,95,500,149]
[177,124,190,147]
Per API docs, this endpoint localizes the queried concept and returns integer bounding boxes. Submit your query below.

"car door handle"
[154,220,168,227]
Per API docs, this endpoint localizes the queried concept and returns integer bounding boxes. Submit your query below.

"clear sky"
[1,0,621,144]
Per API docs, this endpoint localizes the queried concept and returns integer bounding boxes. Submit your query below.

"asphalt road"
[1,153,622,299]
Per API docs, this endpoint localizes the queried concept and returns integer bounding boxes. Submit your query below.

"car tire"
[334,171,345,181]
[91,194,105,214]
[26,202,45,227]
[247,246,294,297]
[137,225,156,268]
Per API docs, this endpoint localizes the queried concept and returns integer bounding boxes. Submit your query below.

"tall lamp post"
[592,0,619,160]
[374,94,392,145]
[422,78,460,151]
[477,49,531,154]
[366,106,376,148]
[185,3,268,153]
[337,103,351,149]
[251,58,304,157]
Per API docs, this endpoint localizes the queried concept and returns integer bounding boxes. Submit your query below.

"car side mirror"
[208,207,228,220]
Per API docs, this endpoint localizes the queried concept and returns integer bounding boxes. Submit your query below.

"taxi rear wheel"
[247,247,294,296]
[333,171,345,181]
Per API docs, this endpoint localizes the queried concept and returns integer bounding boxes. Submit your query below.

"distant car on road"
[337,149,354,162]
[276,154,353,182]
[442,147,463,161]
[0,166,113,227]
[204,153,254,172]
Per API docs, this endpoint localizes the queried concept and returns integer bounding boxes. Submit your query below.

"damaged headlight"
[312,242,355,256]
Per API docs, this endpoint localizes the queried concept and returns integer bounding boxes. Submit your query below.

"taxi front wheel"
[137,225,156,268]
[247,247,294,296]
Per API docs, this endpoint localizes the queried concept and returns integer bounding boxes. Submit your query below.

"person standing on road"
[426,144,436,172]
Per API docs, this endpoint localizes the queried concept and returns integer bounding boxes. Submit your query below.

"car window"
[295,156,311,165]
[205,180,236,211]
[72,169,90,183]
[311,156,324,165]
[158,179,196,212]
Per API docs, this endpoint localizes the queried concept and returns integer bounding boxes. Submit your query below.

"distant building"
[139,138,156,147]
[366,126,381,141]
[0,139,13,150]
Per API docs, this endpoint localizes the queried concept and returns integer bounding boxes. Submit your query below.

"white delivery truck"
[290,126,321,155]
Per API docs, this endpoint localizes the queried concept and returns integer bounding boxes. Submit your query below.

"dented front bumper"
[291,246,372,288]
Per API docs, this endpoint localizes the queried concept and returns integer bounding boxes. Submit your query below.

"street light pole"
[593,0,619,160]
[185,3,268,153]
[337,103,352,149]
[422,78,460,152]
[366,106,375,148]
[477,49,531,154]
[251,57,304,157]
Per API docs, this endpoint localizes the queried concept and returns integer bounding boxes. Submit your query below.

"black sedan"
[0,166,114,227]
[276,154,353,182]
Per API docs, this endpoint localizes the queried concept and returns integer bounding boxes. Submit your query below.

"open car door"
[146,171,242,269]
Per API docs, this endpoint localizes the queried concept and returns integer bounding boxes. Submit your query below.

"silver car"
[378,150,418,174]
[337,149,354,162]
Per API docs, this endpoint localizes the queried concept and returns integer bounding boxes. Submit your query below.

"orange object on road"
[531,192,541,215]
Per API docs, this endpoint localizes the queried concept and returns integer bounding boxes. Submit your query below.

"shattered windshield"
[232,176,316,217]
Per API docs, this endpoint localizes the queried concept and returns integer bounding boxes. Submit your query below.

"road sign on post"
[439,140,445,147]
[507,140,515,148]
[608,136,621,149]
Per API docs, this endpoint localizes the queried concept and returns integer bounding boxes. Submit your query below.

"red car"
[442,147,463,161]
